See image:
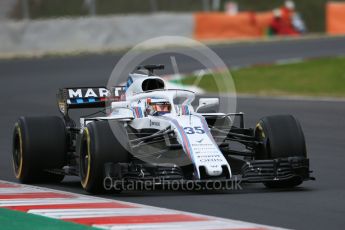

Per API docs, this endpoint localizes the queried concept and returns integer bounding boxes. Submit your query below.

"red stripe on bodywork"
[135,107,140,117]
[0,192,75,199]
[5,202,135,211]
[63,214,208,225]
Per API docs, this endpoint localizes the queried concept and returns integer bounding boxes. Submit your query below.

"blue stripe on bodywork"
[76,98,84,104]
[138,106,143,118]
[125,76,133,91]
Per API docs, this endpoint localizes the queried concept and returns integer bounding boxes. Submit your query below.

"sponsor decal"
[68,88,109,98]
[65,87,126,104]
[113,87,125,97]
[150,120,161,127]
[196,138,204,143]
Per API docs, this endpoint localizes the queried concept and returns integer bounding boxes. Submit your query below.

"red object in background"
[267,7,299,36]
[248,11,257,26]
[194,12,260,40]
[279,6,299,35]
[327,2,345,35]
[269,17,283,35]
[194,12,274,40]
[193,7,301,41]
[256,12,275,33]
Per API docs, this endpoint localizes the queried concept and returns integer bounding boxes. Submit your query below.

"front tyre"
[12,116,66,183]
[79,121,129,194]
[255,115,307,188]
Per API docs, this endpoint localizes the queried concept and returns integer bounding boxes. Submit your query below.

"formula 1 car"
[12,65,313,193]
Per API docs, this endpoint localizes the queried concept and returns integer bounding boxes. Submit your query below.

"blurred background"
[4,0,344,33]
[1,0,345,56]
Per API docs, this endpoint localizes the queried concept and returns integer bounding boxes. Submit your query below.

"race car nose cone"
[205,165,223,176]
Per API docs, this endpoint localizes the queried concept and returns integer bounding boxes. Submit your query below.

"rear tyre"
[12,116,66,183]
[79,121,129,194]
[255,115,307,188]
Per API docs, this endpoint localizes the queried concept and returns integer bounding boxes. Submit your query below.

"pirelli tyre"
[79,121,129,194]
[255,115,307,188]
[12,116,66,183]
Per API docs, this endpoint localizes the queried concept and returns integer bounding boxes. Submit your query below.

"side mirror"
[196,98,219,113]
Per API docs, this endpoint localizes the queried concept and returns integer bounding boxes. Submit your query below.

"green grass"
[0,208,95,230]
[181,57,345,98]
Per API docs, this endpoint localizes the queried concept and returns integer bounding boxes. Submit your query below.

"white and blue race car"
[12,65,313,193]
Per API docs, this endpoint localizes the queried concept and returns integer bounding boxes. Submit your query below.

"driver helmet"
[285,0,295,10]
[146,98,171,116]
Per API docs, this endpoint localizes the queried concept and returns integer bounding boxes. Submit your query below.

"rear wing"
[57,86,125,115]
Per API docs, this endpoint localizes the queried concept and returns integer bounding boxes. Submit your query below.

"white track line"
[0,188,50,194]
[0,197,101,206]
[95,220,268,230]
[29,208,172,219]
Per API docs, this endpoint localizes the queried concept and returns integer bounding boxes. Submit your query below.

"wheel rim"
[80,128,91,188]
[255,122,270,159]
[13,124,23,178]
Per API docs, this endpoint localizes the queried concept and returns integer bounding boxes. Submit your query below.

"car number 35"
[183,126,205,134]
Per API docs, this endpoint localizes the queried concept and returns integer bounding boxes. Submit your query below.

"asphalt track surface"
[1,36,345,229]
